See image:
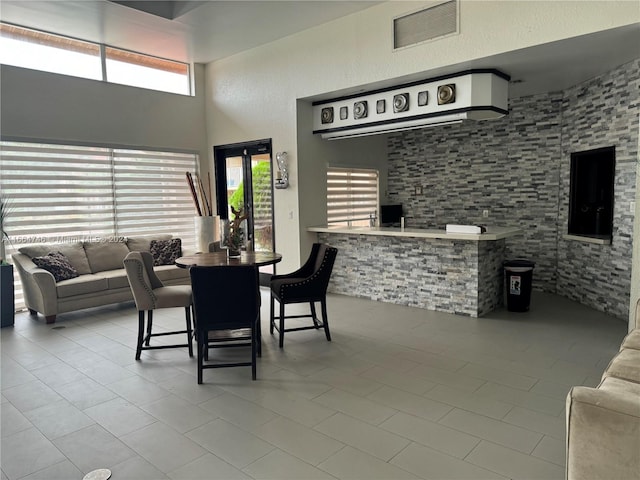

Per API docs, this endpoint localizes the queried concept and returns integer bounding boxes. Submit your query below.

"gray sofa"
[13,235,190,323]
[565,300,640,479]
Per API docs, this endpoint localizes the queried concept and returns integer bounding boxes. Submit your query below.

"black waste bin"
[504,259,535,312]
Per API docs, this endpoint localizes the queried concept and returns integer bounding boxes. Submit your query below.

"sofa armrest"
[566,379,640,480]
[12,253,59,316]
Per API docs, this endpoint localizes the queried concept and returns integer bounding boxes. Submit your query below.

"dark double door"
[213,139,275,283]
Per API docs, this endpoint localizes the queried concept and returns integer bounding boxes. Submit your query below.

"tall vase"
[220,219,243,257]
[194,216,217,253]
[1,264,15,328]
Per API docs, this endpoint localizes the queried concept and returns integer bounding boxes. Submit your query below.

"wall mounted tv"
[380,204,403,225]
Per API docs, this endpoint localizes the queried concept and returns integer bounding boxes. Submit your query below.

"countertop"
[308,225,523,241]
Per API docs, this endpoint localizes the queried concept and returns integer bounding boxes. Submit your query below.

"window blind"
[0,141,198,310]
[327,167,379,226]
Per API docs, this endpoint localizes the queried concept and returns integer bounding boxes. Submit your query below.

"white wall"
[1,64,209,166]
[205,0,639,271]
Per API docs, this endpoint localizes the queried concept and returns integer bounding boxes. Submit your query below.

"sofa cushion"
[602,348,640,384]
[19,242,91,275]
[84,239,130,273]
[155,264,190,283]
[97,269,130,289]
[32,252,79,282]
[56,274,109,298]
[127,234,172,253]
[621,329,640,351]
[150,238,182,266]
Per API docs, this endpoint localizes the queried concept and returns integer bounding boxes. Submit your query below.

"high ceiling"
[0,1,382,64]
[0,1,638,98]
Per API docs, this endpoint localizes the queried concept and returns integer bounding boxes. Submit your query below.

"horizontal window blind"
[0,141,198,311]
[327,167,379,227]
[114,149,196,244]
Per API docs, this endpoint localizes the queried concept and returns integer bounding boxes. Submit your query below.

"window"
[0,22,191,95]
[0,23,102,80]
[0,140,198,310]
[327,167,379,226]
[105,47,190,95]
[568,146,615,239]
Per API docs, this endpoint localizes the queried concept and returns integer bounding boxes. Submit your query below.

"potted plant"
[1,195,15,327]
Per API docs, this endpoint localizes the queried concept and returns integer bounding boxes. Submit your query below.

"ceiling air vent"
[394,0,458,49]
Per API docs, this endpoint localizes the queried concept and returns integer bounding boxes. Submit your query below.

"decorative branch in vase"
[227,206,248,257]
[0,195,14,265]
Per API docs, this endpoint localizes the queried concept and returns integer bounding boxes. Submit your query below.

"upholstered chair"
[190,265,260,383]
[270,243,338,348]
[123,251,193,360]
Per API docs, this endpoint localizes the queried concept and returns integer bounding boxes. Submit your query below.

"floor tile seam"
[212,386,339,430]
[364,386,455,423]
[474,380,567,410]
[247,419,348,468]
[465,438,566,476]
[10,458,75,480]
[460,438,513,478]
[435,408,544,455]
[308,385,400,426]
[21,398,98,441]
[457,364,542,391]
[529,436,567,468]
[311,444,358,479]
[375,410,483,455]
[500,409,566,440]
[82,405,158,438]
[385,440,442,478]
[312,410,412,456]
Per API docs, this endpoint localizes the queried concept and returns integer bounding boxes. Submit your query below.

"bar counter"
[309,225,522,317]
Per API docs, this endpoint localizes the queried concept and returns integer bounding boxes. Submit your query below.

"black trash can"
[504,259,535,312]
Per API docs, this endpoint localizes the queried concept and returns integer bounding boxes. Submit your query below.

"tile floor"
[1,291,628,480]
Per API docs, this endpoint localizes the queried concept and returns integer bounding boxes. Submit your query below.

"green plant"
[0,195,13,264]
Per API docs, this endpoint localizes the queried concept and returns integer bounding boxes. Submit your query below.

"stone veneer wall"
[319,232,505,317]
[556,59,639,319]
[385,59,638,320]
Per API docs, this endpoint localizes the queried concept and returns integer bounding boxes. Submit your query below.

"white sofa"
[565,301,640,479]
[13,235,190,323]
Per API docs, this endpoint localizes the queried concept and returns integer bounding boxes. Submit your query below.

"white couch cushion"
[126,234,172,253]
[19,242,92,275]
[84,240,130,273]
[97,269,130,289]
[56,274,108,298]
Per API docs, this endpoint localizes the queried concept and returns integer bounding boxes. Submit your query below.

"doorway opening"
[214,139,275,284]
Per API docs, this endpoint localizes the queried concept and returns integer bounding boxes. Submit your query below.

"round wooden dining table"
[175,251,282,268]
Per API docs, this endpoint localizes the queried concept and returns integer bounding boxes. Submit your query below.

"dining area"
[123,244,338,384]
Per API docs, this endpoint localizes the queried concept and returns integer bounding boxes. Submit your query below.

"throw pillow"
[150,238,182,266]
[32,251,79,282]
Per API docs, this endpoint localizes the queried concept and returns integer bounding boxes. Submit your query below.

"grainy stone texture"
[319,232,505,317]
[382,59,638,320]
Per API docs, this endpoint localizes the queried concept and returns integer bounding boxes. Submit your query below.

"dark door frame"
[213,139,276,282]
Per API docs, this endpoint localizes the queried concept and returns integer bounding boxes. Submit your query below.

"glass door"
[214,140,275,283]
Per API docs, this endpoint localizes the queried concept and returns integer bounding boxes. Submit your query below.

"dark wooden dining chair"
[123,251,193,360]
[190,265,260,383]
[270,243,338,348]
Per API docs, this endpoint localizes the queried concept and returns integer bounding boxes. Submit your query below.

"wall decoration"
[418,91,429,106]
[376,99,386,114]
[393,93,410,113]
[354,101,368,119]
[340,106,348,120]
[321,107,334,124]
[437,84,456,104]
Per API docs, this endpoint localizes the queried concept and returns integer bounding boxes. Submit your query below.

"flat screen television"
[380,204,403,225]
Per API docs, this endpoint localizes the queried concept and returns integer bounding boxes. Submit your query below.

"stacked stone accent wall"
[385,59,638,320]
[319,232,505,317]
[556,59,639,319]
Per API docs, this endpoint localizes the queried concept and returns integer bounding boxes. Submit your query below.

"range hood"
[312,69,509,140]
